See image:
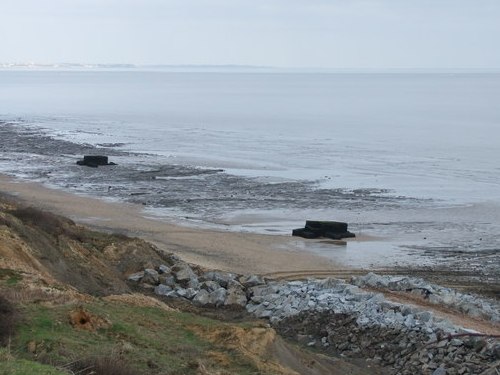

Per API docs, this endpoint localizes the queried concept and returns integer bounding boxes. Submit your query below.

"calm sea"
[1,70,499,267]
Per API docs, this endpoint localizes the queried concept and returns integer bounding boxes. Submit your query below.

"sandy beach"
[0,174,357,275]
[2,172,498,299]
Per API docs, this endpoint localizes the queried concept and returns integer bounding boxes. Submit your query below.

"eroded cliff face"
[0,197,170,296]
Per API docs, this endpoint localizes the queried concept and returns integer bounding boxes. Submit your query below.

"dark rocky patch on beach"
[0,121,126,156]
[0,121,420,218]
[2,120,500,275]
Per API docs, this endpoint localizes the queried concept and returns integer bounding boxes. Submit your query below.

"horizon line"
[1,62,500,73]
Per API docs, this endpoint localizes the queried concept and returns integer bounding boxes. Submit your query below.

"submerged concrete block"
[292,221,355,240]
[76,155,117,168]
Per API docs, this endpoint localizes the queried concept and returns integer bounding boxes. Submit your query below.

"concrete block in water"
[292,220,355,240]
[76,155,117,167]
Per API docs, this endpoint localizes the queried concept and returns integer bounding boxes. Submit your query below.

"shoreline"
[2,173,499,300]
[0,173,358,274]
[2,173,499,332]
[3,118,500,271]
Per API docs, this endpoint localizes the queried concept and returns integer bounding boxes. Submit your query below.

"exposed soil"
[192,324,383,375]
[69,307,111,331]
[267,337,384,375]
[102,293,175,311]
[0,199,172,296]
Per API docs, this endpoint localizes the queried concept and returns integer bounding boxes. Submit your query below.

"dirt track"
[263,268,500,336]
[264,267,499,298]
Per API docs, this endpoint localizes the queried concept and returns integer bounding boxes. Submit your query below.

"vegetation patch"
[0,269,22,286]
[59,355,137,375]
[0,353,66,375]
[0,294,18,347]
[12,300,264,374]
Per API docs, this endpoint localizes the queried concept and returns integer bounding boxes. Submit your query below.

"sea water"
[1,70,500,267]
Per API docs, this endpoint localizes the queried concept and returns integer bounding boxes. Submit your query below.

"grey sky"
[1,0,499,69]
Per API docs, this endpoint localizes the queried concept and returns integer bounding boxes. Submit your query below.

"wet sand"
[0,174,355,274]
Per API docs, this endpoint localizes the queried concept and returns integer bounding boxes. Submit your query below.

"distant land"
[1,62,499,74]
[0,62,279,72]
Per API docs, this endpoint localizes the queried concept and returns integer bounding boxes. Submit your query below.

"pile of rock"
[127,257,265,309]
[246,278,499,374]
[128,261,499,374]
[276,311,500,375]
[352,272,500,323]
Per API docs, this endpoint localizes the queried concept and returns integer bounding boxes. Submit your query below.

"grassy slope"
[0,353,67,375]
[0,276,268,375]
[0,200,269,375]
[12,300,260,374]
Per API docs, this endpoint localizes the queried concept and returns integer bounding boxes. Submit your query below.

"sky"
[1,0,499,69]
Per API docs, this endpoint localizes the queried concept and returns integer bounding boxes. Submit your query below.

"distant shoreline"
[2,63,500,74]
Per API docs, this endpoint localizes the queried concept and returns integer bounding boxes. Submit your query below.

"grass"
[65,356,138,375]
[11,300,262,375]
[0,202,265,374]
[8,207,73,239]
[0,295,18,347]
[7,206,131,251]
[0,269,22,287]
[0,357,67,375]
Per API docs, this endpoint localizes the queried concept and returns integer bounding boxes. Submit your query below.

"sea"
[1,69,500,268]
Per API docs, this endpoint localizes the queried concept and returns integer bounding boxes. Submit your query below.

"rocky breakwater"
[352,272,500,323]
[128,258,499,374]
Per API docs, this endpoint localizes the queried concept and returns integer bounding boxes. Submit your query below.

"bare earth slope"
[0,199,171,296]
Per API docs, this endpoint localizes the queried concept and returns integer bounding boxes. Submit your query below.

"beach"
[0,70,499,291]
[0,173,347,275]
[2,172,498,302]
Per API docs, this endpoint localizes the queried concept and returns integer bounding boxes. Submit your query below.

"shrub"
[0,294,18,346]
[9,207,75,238]
[0,286,71,305]
[67,356,139,375]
